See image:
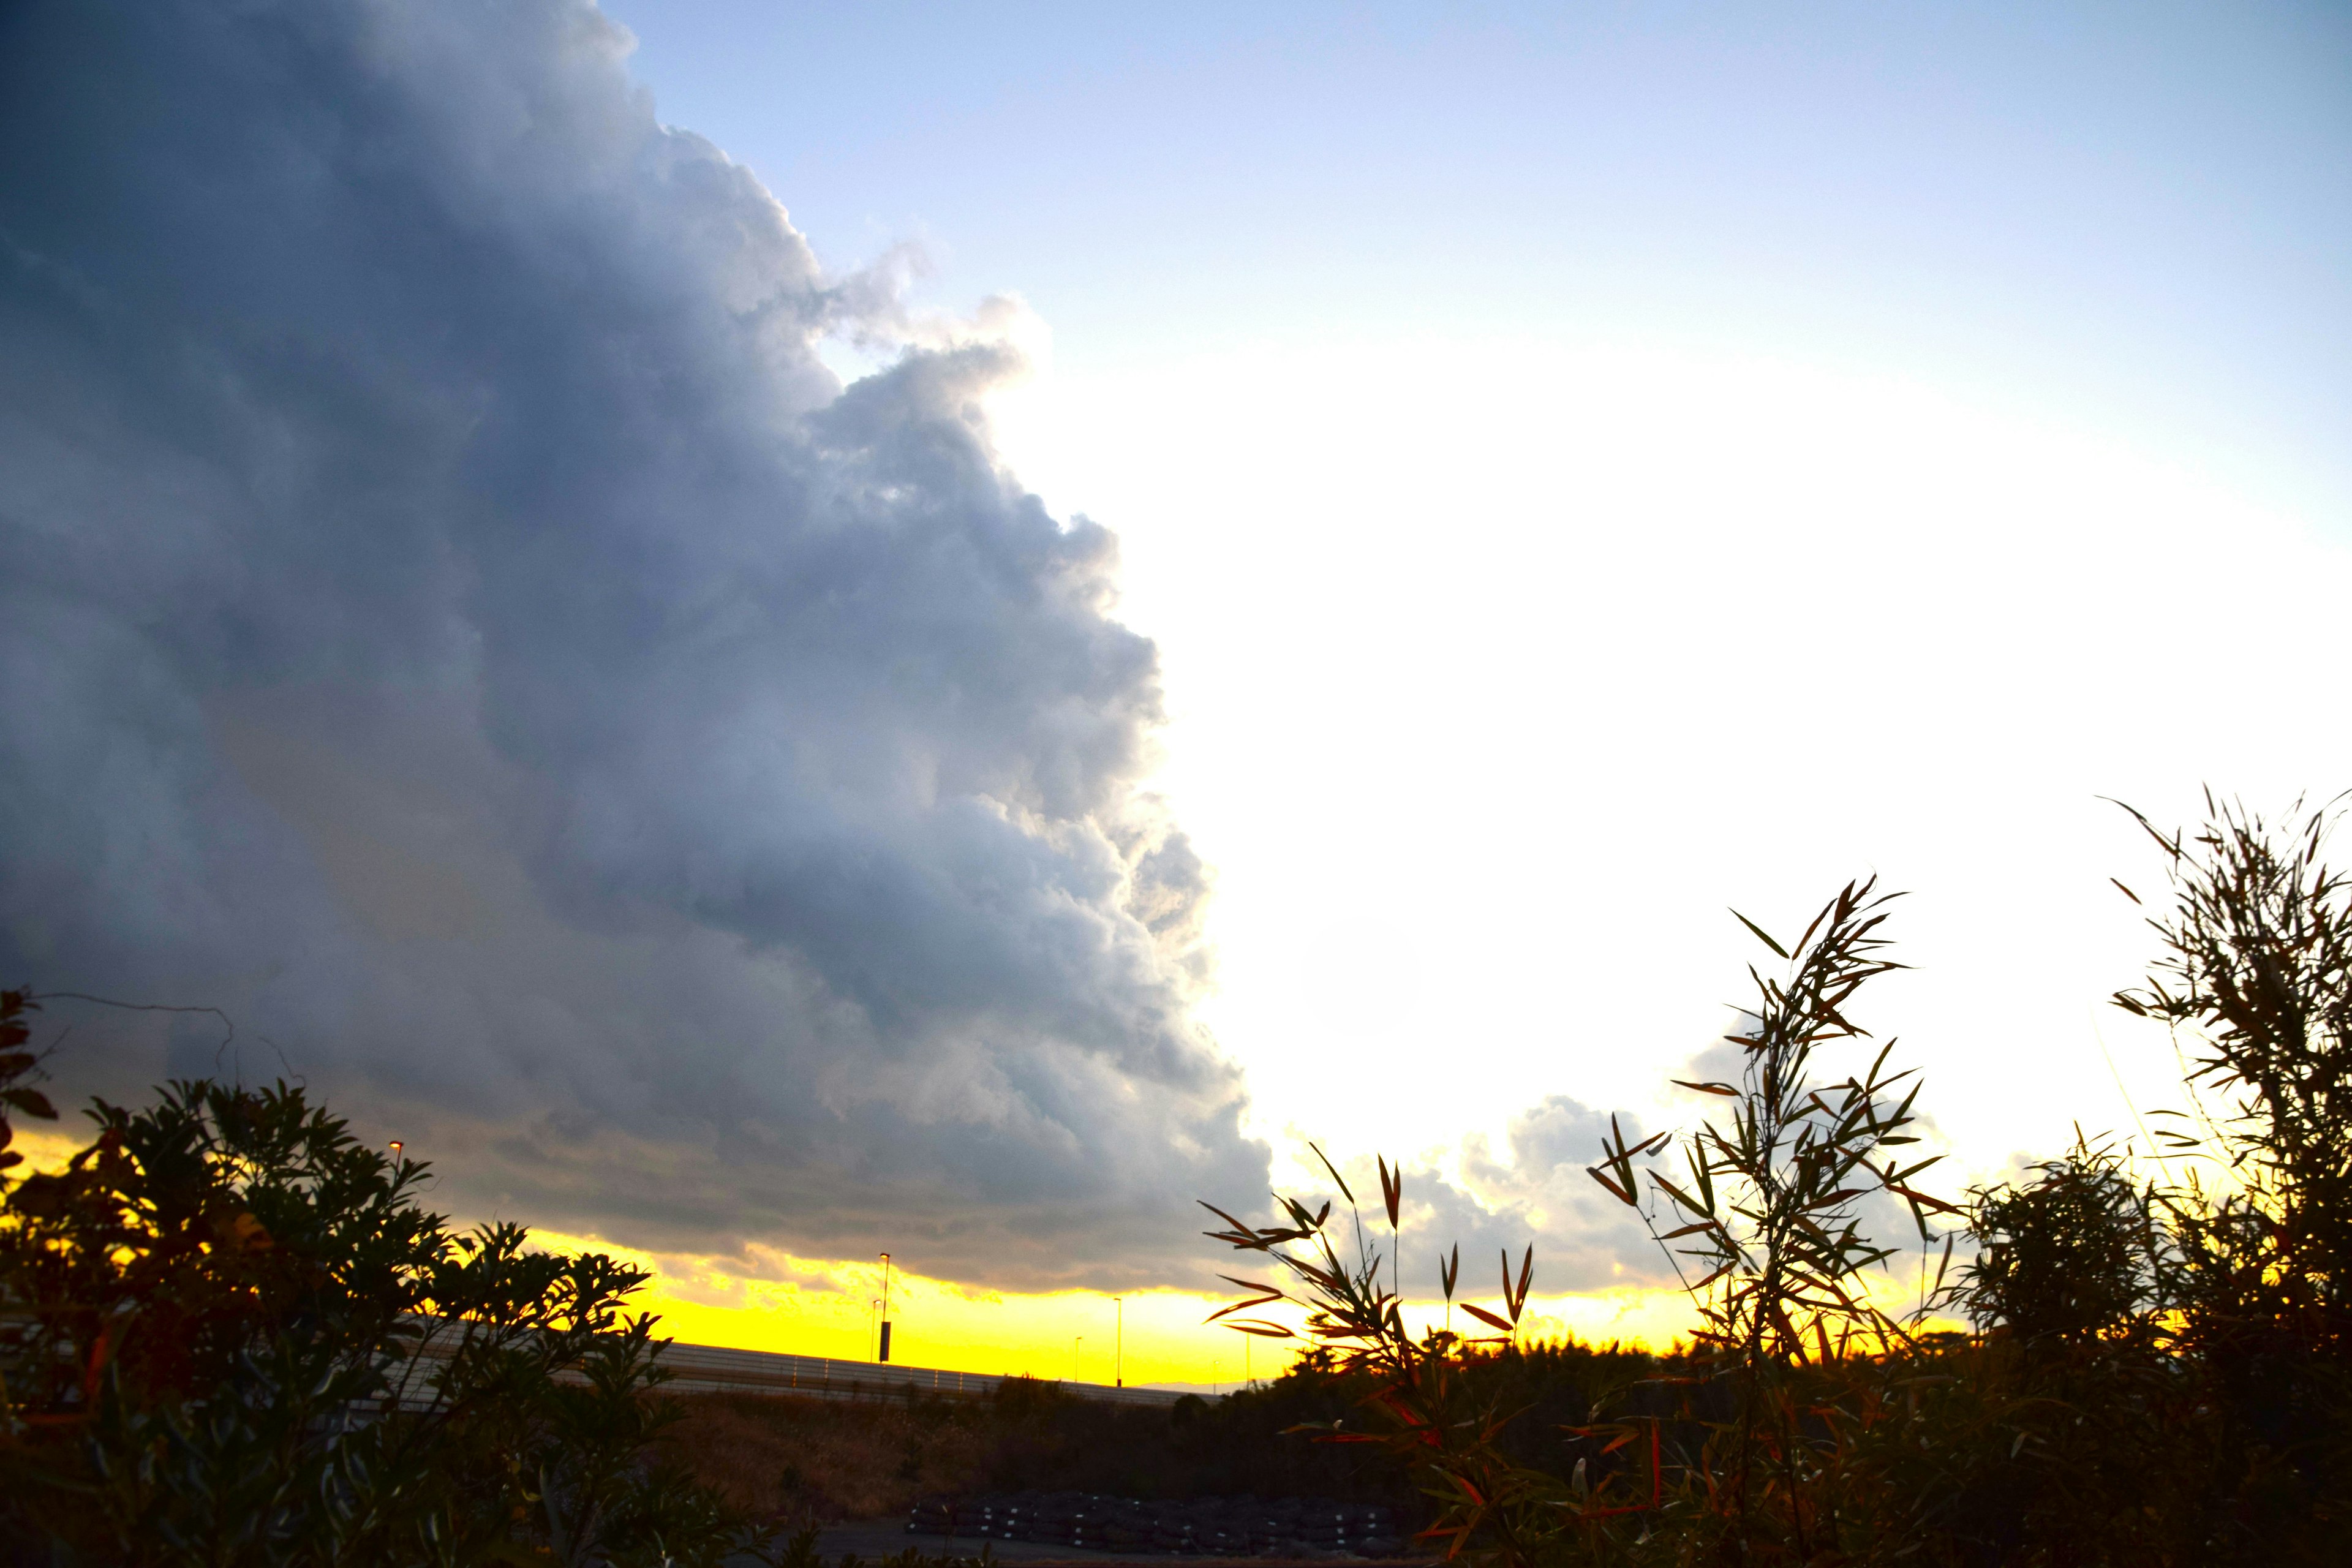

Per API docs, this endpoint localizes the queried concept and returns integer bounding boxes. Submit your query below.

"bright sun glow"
[989,331,2349,1192]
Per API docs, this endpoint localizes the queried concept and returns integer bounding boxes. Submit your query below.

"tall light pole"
[1114,1297,1124,1387]
[878,1253,893,1364]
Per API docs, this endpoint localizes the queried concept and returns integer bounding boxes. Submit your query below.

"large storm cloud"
[0,0,1264,1287]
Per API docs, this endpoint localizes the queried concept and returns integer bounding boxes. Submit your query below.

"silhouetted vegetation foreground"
[0,981,1636,1566]
[1204,796,2352,1567]
[4,794,2348,1565]
[0,992,784,1566]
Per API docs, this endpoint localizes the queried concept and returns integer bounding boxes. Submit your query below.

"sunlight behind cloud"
[989,331,2352,1198]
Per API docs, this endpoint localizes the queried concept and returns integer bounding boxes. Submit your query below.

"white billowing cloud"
[0,0,1261,1287]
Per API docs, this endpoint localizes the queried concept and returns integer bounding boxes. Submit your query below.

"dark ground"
[813,1521,1430,1566]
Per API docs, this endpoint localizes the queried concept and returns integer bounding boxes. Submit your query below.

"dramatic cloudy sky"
[0,0,1270,1293]
[5,0,2350,1376]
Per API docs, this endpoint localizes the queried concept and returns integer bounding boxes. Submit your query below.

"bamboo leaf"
[1206,1294,1286,1322]
[1308,1142,1355,1205]
[1652,1175,1711,1217]
[1732,909,1791,958]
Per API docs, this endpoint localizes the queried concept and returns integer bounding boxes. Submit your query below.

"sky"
[2,0,2348,1386]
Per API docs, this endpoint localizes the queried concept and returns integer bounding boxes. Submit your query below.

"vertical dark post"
[879,1252,893,1363]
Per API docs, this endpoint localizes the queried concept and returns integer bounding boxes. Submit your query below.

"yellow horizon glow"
[3,1117,1700,1376]
[11,1117,1998,1371]
[523,1226,1708,1384]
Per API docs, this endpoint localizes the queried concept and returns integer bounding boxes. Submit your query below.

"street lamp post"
[878,1253,893,1364]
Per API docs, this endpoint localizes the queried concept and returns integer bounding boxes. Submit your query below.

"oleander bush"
[0,1006,779,1568]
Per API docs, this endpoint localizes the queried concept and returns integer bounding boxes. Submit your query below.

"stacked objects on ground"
[907,1493,1406,1558]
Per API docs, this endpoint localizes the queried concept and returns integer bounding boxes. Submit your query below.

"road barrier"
[652,1340,1195,1408]
[382,1320,1197,1411]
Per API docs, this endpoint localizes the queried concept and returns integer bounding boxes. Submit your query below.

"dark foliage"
[976,1370,1409,1501]
[0,1048,777,1567]
[1960,1138,2172,1348]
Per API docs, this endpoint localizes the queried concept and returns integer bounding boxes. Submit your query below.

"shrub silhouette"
[0,1031,775,1566]
[1959,1138,2171,1347]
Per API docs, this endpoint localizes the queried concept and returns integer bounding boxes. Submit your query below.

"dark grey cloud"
[0,0,1264,1287]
